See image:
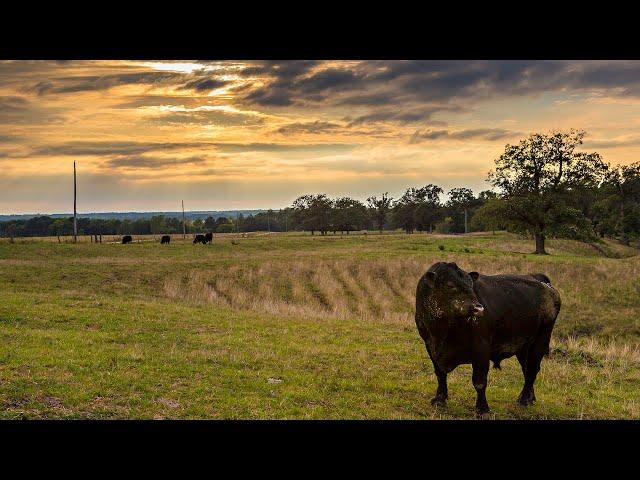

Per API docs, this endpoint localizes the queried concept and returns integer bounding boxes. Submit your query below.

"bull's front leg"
[424,343,448,406]
[431,361,448,406]
[471,337,491,415]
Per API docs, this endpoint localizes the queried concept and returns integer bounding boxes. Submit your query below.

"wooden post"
[73,161,78,243]
[182,200,186,240]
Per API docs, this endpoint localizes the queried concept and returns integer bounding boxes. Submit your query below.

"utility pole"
[464,208,468,234]
[182,200,186,240]
[73,161,78,243]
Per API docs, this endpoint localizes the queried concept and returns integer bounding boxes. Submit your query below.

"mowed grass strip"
[0,232,638,419]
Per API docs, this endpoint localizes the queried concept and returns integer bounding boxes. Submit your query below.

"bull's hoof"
[518,392,536,406]
[430,395,447,407]
[475,404,491,416]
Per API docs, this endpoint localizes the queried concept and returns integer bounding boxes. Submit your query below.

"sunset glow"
[2,60,640,213]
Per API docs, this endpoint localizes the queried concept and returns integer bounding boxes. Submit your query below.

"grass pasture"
[0,231,638,419]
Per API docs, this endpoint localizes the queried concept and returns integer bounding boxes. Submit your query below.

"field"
[0,231,638,419]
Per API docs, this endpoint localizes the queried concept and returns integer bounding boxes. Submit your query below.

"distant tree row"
[0,215,237,238]
[2,130,639,254]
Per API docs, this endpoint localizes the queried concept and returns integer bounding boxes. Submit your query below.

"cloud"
[31,141,210,157]
[0,95,66,125]
[212,142,359,153]
[148,109,264,127]
[178,77,230,92]
[103,155,207,169]
[276,121,343,135]
[410,128,519,143]
[239,60,640,119]
[582,137,640,149]
[345,107,457,125]
[22,71,184,95]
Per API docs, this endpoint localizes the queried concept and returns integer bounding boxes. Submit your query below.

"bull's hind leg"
[518,323,554,406]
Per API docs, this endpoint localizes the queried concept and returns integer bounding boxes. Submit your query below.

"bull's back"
[475,274,560,327]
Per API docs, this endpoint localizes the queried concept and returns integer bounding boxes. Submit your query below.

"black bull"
[415,262,561,414]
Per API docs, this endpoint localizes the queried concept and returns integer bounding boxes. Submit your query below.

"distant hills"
[0,210,265,222]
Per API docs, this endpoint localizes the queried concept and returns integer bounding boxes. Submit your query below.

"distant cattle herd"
[120,233,214,244]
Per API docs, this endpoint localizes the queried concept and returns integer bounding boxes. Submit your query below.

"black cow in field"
[122,235,133,244]
[204,232,213,244]
[415,262,561,415]
[193,234,206,244]
[160,235,171,244]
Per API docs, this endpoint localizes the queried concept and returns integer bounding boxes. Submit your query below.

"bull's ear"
[469,271,480,281]
[425,271,436,287]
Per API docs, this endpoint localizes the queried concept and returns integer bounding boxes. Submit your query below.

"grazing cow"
[204,232,213,244]
[160,235,171,244]
[415,262,561,415]
[122,235,133,244]
[193,234,206,244]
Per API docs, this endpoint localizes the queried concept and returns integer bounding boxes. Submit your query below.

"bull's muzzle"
[472,303,485,317]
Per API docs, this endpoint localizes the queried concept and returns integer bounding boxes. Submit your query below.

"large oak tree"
[487,130,607,254]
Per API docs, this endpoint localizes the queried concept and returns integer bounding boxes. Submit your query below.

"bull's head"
[424,262,484,318]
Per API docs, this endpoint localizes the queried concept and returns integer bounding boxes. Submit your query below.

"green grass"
[0,231,638,419]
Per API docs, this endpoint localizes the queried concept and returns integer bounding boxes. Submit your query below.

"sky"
[2,60,640,213]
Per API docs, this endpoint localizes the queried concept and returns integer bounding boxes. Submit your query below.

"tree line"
[1,130,639,254]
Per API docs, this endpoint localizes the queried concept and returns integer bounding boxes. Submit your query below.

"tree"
[594,162,640,244]
[392,188,420,233]
[446,188,475,234]
[414,184,443,233]
[366,193,393,233]
[488,130,608,254]
[392,184,443,234]
[292,194,333,235]
[470,191,504,233]
[204,216,216,231]
[332,197,369,234]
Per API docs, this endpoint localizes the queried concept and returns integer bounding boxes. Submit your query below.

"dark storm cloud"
[241,61,322,106]
[104,155,206,169]
[295,68,359,92]
[410,128,519,143]
[244,89,296,106]
[240,60,640,114]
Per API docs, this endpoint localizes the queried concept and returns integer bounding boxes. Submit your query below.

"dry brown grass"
[163,255,640,337]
